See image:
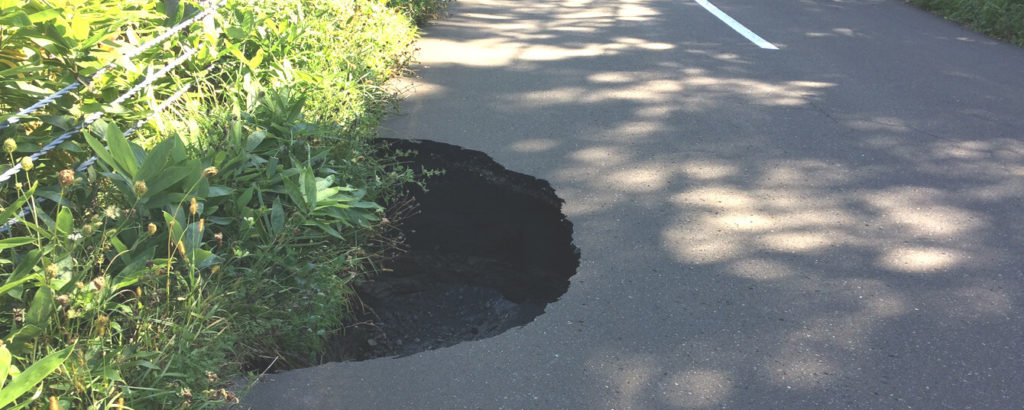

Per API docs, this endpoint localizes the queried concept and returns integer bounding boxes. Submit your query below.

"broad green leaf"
[84,132,124,176]
[113,247,154,290]
[136,136,177,183]
[0,65,47,78]
[104,123,138,177]
[0,344,10,390]
[145,164,191,196]
[235,186,254,210]
[246,130,266,151]
[70,15,89,41]
[207,186,233,197]
[5,249,40,300]
[0,237,34,252]
[55,207,72,236]
[270,197,284,236]
[225,26,247,40]
[282,177,306,214]
[350,201,382,209]
[0,274,41,299]
[177,159,203,192]
[266,157,278,177]
[192,249,214,267]
[247,48,264,71]
[163,211,184,242]
[0,186,32,225]
[0,11,31,27]
[26,9,60,23]
[5,324,41,355]
[301,168,316,211]
[0,346,73,408]
[183,221,203,254]
[109,234,127,254]
[25,286,53,326]
[310,221,343,239]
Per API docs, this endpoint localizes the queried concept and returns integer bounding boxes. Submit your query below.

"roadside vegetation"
[0,0,445,407]
[909,0,1024,46]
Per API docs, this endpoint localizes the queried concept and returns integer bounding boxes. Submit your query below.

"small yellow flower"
[133,180,147,196]
[49,395,59,410]
[198,218,205,233]
[3,138,16,153]
[59,169,75,188]
[19,156,32,171]
[210,265,220,274]
[201,166,218,178]
[147,222,157,235]
[176,240,186,258]
[189,197,198,216]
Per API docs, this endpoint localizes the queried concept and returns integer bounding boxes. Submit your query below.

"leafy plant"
[1,0,445,406]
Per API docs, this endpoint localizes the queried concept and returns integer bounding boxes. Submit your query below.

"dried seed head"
[92,276,106,291]
[214,232,223,246]
[19,156,33,171]
[133,180,147,196]
[82,224,94,236]
[176,240,186,258]
[189,197,198,216]
[45,264,59,278]
[3,138,16,153]
[201,166,218,178]
[95,314,109,337]
[59,169,75,188]
[198,218,205,233]
[56,295,69,306]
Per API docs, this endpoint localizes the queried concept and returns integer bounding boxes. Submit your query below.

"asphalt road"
[240,0,1024,408]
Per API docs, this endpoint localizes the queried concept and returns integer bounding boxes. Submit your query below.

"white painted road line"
[693,0,779,50]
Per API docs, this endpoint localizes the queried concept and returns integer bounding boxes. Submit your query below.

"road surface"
[241,0,1024,407]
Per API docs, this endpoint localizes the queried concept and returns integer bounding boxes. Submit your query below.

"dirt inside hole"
[325,139,579,361]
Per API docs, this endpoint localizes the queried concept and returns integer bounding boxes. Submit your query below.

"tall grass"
[910,0,1024,46]
[0,0,442,407]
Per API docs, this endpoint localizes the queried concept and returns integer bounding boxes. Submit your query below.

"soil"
[325,139,579,361]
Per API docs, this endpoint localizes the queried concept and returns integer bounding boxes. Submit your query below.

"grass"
[909,0,1024,46]
[0,0,445,407]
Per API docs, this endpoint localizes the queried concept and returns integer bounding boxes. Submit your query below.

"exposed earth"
[325,138,579,361]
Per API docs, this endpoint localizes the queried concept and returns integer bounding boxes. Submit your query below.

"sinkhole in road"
[326,139,580,361]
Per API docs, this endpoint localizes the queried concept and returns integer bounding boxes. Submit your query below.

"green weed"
[1,0,443,407]
[909,0,1024,46]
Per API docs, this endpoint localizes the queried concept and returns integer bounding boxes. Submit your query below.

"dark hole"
[326,139,580,360]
